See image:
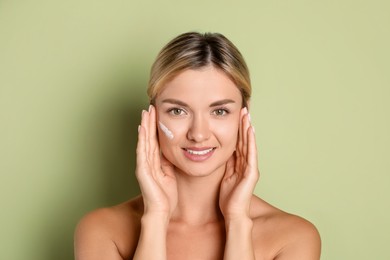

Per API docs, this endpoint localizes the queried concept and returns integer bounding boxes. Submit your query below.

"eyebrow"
[209,99,236,107]
[161,98,236,107]
[161,99,189,107]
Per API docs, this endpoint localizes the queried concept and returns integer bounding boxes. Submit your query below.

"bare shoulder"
[250,196,321,260]
[74,196,143,260]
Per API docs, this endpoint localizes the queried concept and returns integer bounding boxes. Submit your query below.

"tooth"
[187,148,213,155]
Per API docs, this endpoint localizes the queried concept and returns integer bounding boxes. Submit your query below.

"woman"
[74,32,321,260]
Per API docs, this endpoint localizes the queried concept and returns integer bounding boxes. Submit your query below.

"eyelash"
[167,107,187,116]
[212,107,230,116]
[166,107,230,117]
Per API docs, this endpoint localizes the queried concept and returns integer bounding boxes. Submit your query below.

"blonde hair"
[148,32,251,107]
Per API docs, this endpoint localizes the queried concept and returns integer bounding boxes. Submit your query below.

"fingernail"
[138,125,141,132]
[248,113,251,122]
[148,105,152,112]
[243,107,248,114]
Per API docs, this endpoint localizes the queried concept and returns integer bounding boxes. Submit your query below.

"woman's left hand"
[219,107,259,221]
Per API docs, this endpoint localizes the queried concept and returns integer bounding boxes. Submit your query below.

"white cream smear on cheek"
[158,121,174,140]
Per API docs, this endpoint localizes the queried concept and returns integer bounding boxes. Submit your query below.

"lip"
[182,147,216,162]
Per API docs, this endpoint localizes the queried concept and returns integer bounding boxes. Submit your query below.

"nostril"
[186,116,211,142]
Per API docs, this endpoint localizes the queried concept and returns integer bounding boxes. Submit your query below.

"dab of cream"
[158,121,174,140]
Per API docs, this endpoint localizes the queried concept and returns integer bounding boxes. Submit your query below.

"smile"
[182,147,216,162]
[185,148,214,155]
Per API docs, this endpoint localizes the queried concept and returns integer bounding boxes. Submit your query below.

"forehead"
[156,67,242,105]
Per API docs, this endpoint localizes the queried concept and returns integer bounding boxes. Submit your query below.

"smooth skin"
[74,66,321,260]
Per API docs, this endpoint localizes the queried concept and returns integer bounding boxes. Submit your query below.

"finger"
[160,152,177,179]
[237,107,246,158]
[148,105,160,160]
[247,125,259,181]
[159,152,169,168]
[242,110,251,159]
[137,110,148,164]
[149,105,161,173]
[141,109,149,156]
[135,123,146,178]
[237,107,249,170]
[143,109,161,181]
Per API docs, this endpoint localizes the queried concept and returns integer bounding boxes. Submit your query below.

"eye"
[168,108,186,116]
[213,108,229,116]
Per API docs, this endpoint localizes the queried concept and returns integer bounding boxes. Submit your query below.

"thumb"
[223,154,236,180]
[160,152,175,177]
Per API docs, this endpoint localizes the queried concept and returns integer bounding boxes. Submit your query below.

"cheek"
[157,111,176,142]
[213,120,239,146]
[158,121,174,140]
[157,120,189,164]
[157,126,174,160]
[157,119,188,144]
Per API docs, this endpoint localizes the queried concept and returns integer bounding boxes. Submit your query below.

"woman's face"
[155,66,243,177]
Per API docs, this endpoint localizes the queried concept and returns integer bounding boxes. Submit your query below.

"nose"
[187,114,211,142]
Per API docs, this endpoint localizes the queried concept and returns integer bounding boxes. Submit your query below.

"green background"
[1,0,389,259]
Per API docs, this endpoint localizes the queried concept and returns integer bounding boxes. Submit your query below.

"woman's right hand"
[135,105,178,219]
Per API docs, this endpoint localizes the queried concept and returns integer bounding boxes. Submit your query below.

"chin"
[174,160,228,178]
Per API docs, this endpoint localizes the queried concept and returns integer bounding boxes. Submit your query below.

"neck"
[170,165,225,226]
